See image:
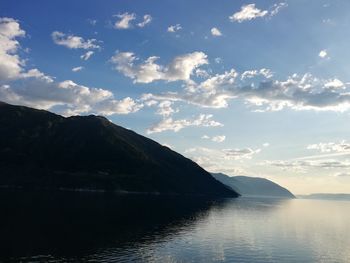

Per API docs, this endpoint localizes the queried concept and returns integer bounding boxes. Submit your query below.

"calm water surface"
[1,191,350,262]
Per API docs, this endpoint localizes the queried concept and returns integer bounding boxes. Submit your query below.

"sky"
[1,0,350,194]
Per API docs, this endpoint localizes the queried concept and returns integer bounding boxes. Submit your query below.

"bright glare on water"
[1,192,350,262]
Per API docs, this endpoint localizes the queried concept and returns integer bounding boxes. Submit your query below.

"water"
[1,191,350,262]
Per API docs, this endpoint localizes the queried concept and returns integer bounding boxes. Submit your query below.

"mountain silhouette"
[0,102,238,197]
[212,173,294,198]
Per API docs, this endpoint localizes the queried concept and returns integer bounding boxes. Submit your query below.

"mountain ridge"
[0,102,238,197]
[212,173,295,198]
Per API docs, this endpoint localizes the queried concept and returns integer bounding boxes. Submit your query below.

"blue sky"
[1,0,350,194]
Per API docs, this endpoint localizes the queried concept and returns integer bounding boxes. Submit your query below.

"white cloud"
[185,146,259,174]
[147,114,222,134]
[195,68,210,78]
[229,4,268,23]
[137,14,152,28]
[186,146,260,162]
[93,97,143,115]
[223,148,261,160]
[212,135,226,143]
[201,135,226,143]
[1,76,143,116]
[235,74,350,112]
[229,3,286,23]
[110,51,208,83]
[324,79,344,89]
[269,2,288,17]
[0,17,142,117]
[266,159,350,172]
[80,51,94,60]
[51,31,100,49]
[307,141,350,153]
[72,66,83,72]
[114,12,136,29]
[0,17,25,81]
[167,24,182,33]
[211,27,222,36]
[156,100,178,117]
[241,68,273,80]
[319,50,328,58]
[142,68,238,109]
[142,66,350,113]
[20,68,52,80]
[263,142,270,147]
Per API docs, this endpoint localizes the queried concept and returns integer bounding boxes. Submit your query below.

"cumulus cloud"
[211,27,222,36]
[52,31,100,50]
[114,12,136,29]
[167,24,182,33]
[0,17,25,81]
[144,69,350,112]
[113,13,152,29]
[137,14,152,28]
[93,97,143,115]
[110,51,208,83]
[195,68,210,78]
[0,17,142,116]
[234,74,350,112]
[324,79,344,89]
[147,114,222,134]
[229,4,268,23]
[212,135,226,143]
[1,76,143,116]
[229,3,286,23]
[80,51,94,60]
[156,100,178,117]
[72,66,83,72]
[0,19,51,83]
[141,68,238,108]
[319,50,328,58]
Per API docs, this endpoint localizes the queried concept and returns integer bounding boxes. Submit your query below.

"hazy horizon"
[1,0,350,195]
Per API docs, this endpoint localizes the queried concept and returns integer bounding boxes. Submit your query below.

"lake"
[1,191,350,262]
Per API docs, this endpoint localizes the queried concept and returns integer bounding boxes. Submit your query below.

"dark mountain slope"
[212,173,295,198]
[0,102,238,197]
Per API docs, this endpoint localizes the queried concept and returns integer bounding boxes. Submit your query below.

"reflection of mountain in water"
[0,190,224,261]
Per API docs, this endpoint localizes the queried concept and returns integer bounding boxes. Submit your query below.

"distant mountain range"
[0,102,238,197]
[298,193,350,201]
[212,173,295,198]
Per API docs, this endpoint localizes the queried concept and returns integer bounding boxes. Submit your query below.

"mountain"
[298,193,350,201]
[0,102,238,197]
[212,173,295,198]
